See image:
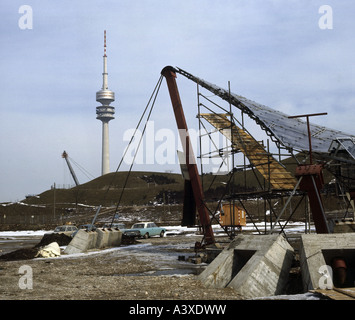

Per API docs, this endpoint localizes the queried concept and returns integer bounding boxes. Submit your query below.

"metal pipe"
[89,205,101,231]
[332,257,347,287]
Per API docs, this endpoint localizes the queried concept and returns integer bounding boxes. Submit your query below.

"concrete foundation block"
[64,228,123,255]
[299,233,355,291]
[111,228,122,246]
[96,228,110,248]
[64,229,96,254]
[107,228,122,247]
[198,234,294,299]
[198,241,238,288]
[89,231,98,249]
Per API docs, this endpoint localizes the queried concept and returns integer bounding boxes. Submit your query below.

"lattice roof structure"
[177,67,355,155]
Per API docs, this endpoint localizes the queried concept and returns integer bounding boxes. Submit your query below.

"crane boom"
[62,151,80,186]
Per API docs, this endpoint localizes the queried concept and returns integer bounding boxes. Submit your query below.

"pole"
[89,205,102,231]
[161,66,215,246]
[288,112,327,164]
[53,182,56,221]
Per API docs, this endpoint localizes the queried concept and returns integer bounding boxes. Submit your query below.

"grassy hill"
[1,153,340,230]
[15,152,335,209]
[25,171,233,207]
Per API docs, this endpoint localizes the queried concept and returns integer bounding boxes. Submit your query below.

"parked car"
[52,225,78,237]
[130,222,166,239]
[78,224,96,231]
[103,223,126,229]
[102,222,141,238]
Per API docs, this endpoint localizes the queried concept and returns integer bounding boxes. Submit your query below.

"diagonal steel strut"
[161,66,215,246]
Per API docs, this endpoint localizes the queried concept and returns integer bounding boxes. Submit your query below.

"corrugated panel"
[234,96,349,153]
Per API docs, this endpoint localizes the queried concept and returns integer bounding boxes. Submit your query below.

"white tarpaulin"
[35,242,61,258]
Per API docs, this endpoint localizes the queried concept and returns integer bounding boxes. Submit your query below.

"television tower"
[96,30,115,175]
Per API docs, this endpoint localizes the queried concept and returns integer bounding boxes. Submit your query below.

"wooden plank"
[334,287,355,299]
[311,288,355,300]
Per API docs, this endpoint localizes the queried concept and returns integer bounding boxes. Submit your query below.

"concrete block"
[64,229,96,254]
[107,228,122,247]
[299,233,355,291]
[198,234,294,299]
[96,228,110,248]
[112,228,122,246]
[198,241,238,288]
[89,231,98,249]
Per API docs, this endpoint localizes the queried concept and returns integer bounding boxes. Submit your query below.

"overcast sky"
[0,0,354,202]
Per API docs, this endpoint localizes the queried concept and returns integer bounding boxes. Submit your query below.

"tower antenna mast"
[104,30,107,57]
[96,30,115,175]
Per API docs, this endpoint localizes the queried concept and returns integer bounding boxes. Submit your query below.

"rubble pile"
[0,232,72,261]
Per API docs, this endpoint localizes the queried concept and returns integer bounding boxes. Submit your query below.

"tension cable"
[107,75,164,225]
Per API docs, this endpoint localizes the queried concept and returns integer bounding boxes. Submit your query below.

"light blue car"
[130,222,166,239]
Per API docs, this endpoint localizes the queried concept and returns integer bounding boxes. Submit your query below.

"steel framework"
[167,66,355,240]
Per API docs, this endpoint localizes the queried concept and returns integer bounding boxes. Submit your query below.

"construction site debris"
[35,242,61,258]
[0,233,71,261]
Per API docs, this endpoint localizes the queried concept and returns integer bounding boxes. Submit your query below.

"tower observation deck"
[96,30,115,175]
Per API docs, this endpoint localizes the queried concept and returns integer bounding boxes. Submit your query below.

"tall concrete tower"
[96,30,115,175]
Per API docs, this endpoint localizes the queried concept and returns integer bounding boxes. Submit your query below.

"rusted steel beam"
[295,164,329,233]
[161,66,215,246]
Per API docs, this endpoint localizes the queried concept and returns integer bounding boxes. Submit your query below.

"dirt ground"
[0,235,244,301]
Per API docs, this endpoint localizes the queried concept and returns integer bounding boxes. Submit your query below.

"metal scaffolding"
[174,67,355,239]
